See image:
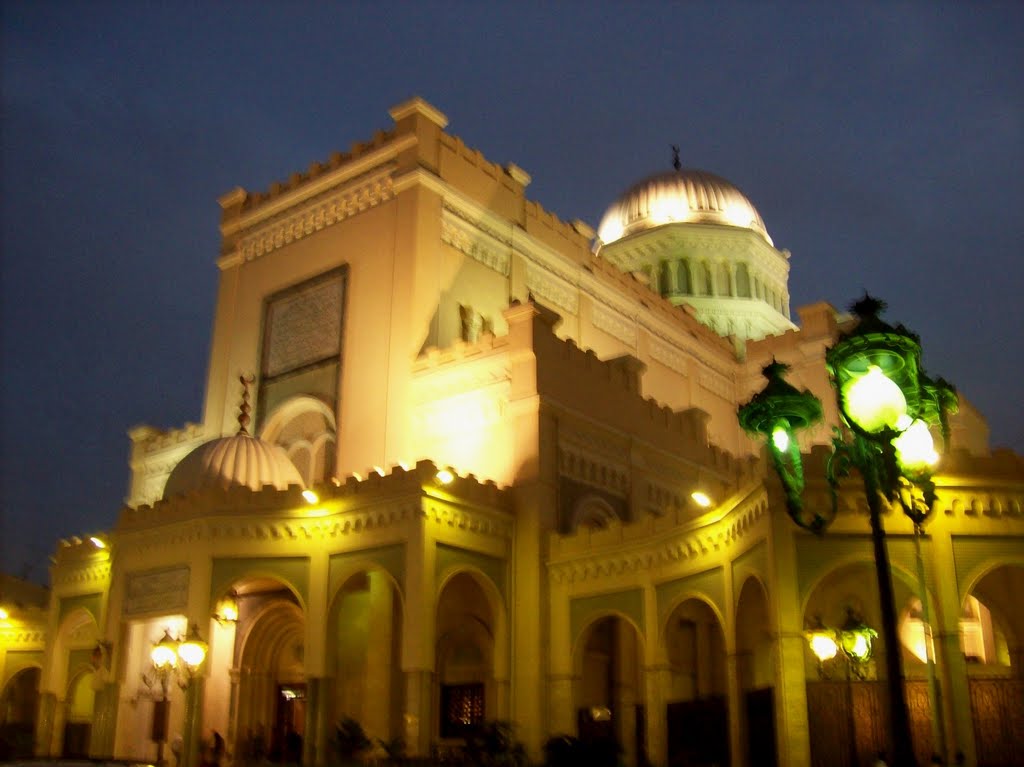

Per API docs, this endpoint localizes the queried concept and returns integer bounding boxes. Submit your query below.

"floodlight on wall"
[89,536,107,549]
[214,594,239,625]
[690,491,713,508]
[302,489,319,505]
[436,468,455,485]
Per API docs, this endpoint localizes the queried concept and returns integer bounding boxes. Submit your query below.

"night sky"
[2,2,1021,584]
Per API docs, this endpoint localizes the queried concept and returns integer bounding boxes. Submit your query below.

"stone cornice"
[424,498,514,541]
[547,482,769,583]
[223,134,415,237]
[221,167,396,267]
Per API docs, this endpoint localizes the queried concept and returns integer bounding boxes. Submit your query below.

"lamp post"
[739,296,957,767]
[142,624,209,767]
[807,610,876,766]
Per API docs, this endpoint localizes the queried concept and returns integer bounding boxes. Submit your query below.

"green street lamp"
[739,295,957,767]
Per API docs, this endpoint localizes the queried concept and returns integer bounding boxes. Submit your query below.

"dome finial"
[237,374,255,435]
[671,145,681,172]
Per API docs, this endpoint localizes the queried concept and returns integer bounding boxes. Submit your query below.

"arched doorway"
[435,572,497,742]
[234,579,307,763]
[328,569,404,745]
[962,564,1024,767]
[0,667,40,758]
[803,561,934,766]
[574,614,644,767]
[736,577,775,767]
[663,598,728,767]
[63,669,95,757]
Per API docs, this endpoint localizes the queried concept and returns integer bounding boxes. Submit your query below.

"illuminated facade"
[3,98,1022,767]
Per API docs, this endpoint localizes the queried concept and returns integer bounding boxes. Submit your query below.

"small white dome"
[163,432,302,499]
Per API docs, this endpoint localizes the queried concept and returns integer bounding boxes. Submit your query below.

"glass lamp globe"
[177,624,208,673]
[893,419,939,473]
[841,365,908,434]
[151,630,179,670]
[839,612,877,663]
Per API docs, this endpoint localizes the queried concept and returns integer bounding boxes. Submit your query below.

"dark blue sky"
[3,2,1021,583]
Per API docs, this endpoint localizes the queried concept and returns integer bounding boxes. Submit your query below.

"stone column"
[365,571,395,739]
[89,681,119,757]
[403,670,434,756]
[726,653,745,767]
[930,524,976,763]
[49,698,66,757]
[401,506,435,756]
[35,691,57,757]
[548,576,574,737]
[728,264,738,298]
[768,509,811,767]
[304,550,330,763]
[303,676,331,767]
[642,666,670,767]
[614,621,638,767]
[226,669,240,760]
[665,260,679,296]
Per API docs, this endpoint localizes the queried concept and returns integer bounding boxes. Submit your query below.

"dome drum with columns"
[596,166,795,342]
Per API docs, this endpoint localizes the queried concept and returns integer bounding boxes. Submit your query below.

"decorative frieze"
[236,170,394,262]
[441,217,510,276]
[698,369,734,400]
[426,501,513,540]
[592,304,636,347]
[0,628,45,646]
[50,562,111,589]
[649,338,688,375]
[526,263,578,315]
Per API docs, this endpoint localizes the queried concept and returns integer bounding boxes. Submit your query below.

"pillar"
[401,507,435,756]
[614,621,638,767]
[642,584,667,767]
[930,525,976,764]
[548,577,574,736]
[35,691,57,757]
[768,506,811,767]
[403,670,433,755]
[305,551,330,763]
[303,676,331,767]
[642,666,670,767]
[726,653,745,767]
[89,682,119,758]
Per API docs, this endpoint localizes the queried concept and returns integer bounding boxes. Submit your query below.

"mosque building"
[1,98,1022,767]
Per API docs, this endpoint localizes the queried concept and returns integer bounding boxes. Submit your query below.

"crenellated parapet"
[117,459,513,550]
[128,421,208,507]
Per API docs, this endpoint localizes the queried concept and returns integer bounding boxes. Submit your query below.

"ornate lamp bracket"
[738,360,825,533]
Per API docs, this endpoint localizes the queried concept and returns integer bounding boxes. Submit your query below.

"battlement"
[120,459,510,530]
[508,301,748,480]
